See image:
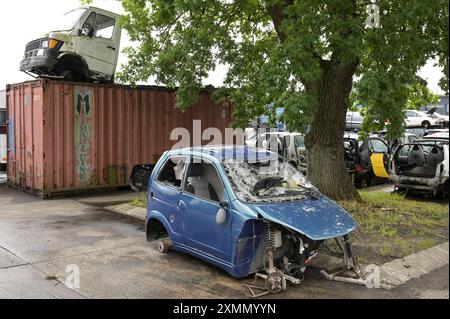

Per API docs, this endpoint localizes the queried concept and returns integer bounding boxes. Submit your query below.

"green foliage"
[406,81,439,110]
[112,0,447,138]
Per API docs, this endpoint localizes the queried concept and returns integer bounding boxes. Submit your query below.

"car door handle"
[178,200,187,211]
[107,45,116,51]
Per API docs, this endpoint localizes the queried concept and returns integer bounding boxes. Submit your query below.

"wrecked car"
[131,146,358,293]
[389,135,449,197]
[20,6,122,82]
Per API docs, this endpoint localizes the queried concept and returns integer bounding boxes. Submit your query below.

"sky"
[0,0,445,95]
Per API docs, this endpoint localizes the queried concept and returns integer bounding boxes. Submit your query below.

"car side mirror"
[216,208,227,225]
[88,27,95,37]
[220,200,229,209]
[77,29,82,36]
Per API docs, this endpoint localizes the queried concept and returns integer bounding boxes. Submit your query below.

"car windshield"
[50,8,86,31]
[223,157,316,203]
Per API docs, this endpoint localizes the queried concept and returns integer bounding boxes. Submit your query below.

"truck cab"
[20,6,122,83]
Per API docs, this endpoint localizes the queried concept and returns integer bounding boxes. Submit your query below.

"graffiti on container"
[74,87,94,184]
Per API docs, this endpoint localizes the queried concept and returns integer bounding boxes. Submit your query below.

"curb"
[104,203,146,222]
[380,241,449,289]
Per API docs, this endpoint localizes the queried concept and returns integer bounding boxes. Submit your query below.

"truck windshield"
[51,8,86,31]
[223,158,316,202]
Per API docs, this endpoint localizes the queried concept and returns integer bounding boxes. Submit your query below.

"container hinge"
[42,120,45,126]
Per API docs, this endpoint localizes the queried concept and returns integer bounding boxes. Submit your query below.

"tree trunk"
[305,61,362,201]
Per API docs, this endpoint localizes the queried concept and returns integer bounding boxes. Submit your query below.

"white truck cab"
[20,6,122,83]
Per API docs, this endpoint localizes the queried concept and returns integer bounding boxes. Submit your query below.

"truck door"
[76,10,121,77]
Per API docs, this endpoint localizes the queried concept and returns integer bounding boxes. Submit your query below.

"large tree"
[106,0,447,200]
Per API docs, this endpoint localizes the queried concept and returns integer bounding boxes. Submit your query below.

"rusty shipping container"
[7,79,233,198]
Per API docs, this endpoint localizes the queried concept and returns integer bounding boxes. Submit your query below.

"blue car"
[130,146,357,290]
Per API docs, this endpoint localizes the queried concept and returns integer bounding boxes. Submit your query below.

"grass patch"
[338,190,448,264]
[130,198,147,208]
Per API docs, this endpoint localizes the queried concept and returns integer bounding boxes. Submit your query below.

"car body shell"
[144,146,357,278]
[389,137,449,193]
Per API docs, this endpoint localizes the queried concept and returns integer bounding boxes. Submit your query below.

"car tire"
[157,238,173,253]
[421,121,431,128]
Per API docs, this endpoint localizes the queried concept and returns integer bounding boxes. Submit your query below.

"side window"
[294,135,305,148]
[184,159,225,203]
[157,157,186,189]
[369,139,388,153]
[81,12,96,36]
[95,14,115,39]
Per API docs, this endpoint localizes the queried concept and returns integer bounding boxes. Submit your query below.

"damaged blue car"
[130,146,358,293]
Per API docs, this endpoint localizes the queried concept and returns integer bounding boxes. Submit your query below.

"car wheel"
[157,238,173,253]
[422,121,431,128]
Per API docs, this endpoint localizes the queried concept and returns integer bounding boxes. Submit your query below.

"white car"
[257,132,308,173]
[404,110,444,128]
[389,134,449,197]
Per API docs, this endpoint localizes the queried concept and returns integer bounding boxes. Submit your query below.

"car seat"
[408,144,425,166]
[427,146,444,166]
[186,164,219,201]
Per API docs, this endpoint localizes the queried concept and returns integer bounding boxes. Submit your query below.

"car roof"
[262,132,302,136]
[167,145,278,162]
[422,132,449,140]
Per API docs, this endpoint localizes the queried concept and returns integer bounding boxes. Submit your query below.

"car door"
[149,156,187,241]
[359,138,390,178]
[179,157,231,261]
[75,10,121,76]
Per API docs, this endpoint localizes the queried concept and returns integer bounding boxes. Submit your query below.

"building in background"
[0,90,6,171]
[421,95,449,115]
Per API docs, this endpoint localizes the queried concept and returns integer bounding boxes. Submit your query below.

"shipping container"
[7,79,233,198]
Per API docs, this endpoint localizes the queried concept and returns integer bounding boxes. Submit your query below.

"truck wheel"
[157,238,173,253]
[422,121,430,128]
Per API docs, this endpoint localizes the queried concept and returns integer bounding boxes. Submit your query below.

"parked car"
[404,110,444,128]
[426,108,449,129]
[20,6,122,82]
[130,146,358,290]
[346,111,363,130]
[389,135,449,197]
[256,132,308,174]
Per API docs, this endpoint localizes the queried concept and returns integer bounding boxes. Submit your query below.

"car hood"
[251,196,357,241]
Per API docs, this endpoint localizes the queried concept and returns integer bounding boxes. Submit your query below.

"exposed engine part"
[320,270,367,286]
[245,220,313,297]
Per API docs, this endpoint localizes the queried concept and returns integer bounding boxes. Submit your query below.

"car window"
[95,14,115,39]
[81,12,96,36]
[157,156,187,189]
[184,158,225,203]
[294,135,305,148]
[368,139,388,153]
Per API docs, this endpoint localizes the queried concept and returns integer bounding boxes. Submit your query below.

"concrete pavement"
[0,186,448,299]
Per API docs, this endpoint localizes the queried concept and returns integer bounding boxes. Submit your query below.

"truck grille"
[24,38,45,58]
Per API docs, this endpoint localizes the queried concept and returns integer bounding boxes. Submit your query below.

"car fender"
[147,210,176,239]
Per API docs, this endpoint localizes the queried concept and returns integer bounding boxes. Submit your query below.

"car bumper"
[20,55,58,73]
